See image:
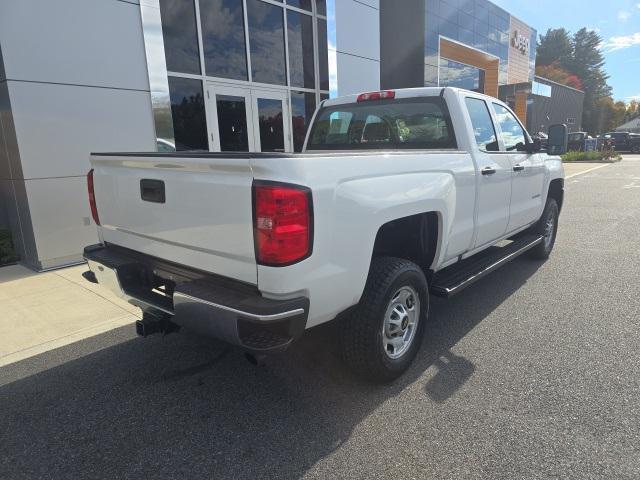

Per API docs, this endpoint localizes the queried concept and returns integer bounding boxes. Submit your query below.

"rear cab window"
[307,97,457,150]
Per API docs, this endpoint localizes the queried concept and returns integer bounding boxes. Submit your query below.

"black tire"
[632,145,640,154]
[527,198,559,259]
[339,257,428,383]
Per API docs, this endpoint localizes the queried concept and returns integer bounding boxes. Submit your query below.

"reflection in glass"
[168,77,208,150]
[216,95,250,152]
[247,0,287,85]
[316,0,327,16]
[257,98,285,152]
[140,1,175,149]
[199,0,247,80]
[159,0,201,74]
[287,0,312,10]
[439,59,485,93]
[493,103,525,151]
[317,19,329,90]
[291,91,316,151]
[287,11,315,89]
[465,97,498,151]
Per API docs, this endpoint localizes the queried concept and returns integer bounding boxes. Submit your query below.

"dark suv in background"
[600,132,640,153]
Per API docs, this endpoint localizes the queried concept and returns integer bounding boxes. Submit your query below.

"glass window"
[247,0,286,85]
[316,0,327,16]
[465,97,498,151]
[287,0,312,11]
[199,0,247,80]
[307,98,456,150]
[320,93,330,101]
[291,91,316,151]
[159,0,201,75]
[287,11,315,89]
[493,103,526,151]
[440,59,485,93]
[317,19,329,91]
[216,95,250,151]
[168,77,208,150]
[257,98,285,152]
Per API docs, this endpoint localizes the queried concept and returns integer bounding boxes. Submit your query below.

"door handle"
[481,166,496,175]
[513,164,525,172]
[140,179,165,203]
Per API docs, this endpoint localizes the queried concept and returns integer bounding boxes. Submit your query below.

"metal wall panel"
[380,0,424,89]
[24,176,99,269]
[336,51,380,95]
[0,0,149,91]
[527,77,585,134]
[9,81,155,180]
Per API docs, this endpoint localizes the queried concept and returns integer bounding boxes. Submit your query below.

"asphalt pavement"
[1,157,639,479]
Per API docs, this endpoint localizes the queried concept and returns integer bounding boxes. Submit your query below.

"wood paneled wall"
[439,38,500,98]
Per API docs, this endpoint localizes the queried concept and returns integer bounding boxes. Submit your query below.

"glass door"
[207,83,292,153]
[251,89,292,153]
[208,84,255,152]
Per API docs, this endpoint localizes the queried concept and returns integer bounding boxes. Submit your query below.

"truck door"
[491,103,545,232]
[464,97,512,249]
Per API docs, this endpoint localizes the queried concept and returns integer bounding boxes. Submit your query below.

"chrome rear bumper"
[83,244,308,352]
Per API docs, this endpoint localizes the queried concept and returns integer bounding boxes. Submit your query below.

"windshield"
[306,97,456,150]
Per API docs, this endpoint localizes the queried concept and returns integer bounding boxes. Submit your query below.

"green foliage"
[0,229,19,265]
[536,28,573,67]
[561,150,621,162]
[536,27,612,135]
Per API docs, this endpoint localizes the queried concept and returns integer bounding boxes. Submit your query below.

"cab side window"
[465,97,499,152]
[492,103,526,151]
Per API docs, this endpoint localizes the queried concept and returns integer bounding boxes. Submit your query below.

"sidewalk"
[0,263,140,368]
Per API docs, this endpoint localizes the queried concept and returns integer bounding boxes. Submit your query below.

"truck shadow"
[0,258,542,479]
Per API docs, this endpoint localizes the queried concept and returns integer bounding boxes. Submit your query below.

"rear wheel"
[339,257,428,383]
[527,198,559,259]
[632,144,640,154]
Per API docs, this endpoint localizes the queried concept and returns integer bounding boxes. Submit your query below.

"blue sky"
[492,0,640,102]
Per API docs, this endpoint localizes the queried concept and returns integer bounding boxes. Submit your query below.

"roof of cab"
[320,86,498,108]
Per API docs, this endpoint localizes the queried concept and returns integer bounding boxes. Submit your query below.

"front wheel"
[339,257,428,383]
[527,198,559,259]
[632,145,640,154]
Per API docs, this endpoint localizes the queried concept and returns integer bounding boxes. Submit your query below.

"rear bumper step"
[83,244,308,352]
[431,234,543,298]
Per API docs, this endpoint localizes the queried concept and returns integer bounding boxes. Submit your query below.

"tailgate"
[90,154,257,284]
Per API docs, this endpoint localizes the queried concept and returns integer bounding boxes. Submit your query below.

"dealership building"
[0,0,583,270]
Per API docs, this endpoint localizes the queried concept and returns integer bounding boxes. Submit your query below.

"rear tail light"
[357,90,395,102]
[253,181,312,266]
[87,169,100,225]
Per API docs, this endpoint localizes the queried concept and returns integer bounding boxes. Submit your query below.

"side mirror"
[527,138,542,153]
[547,124,568,155]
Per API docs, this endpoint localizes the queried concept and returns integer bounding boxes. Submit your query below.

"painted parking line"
[565,163,611,179]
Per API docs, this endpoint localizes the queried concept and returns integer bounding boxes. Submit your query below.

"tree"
[536,28,573,68]
[596,97,627,133]
[627,100,639,121]
[570,28,612,133]
[535,62,583,90]
[536,28,613,134]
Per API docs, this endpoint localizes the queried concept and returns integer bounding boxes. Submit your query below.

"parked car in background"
[567,132,589,151]
[600,132,640,153]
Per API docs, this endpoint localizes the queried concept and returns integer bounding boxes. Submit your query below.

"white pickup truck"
[84,87,566,382]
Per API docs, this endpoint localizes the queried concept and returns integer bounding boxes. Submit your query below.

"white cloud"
[627,94,640,101]
[618,10,631,21]
[602,32,640,51]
